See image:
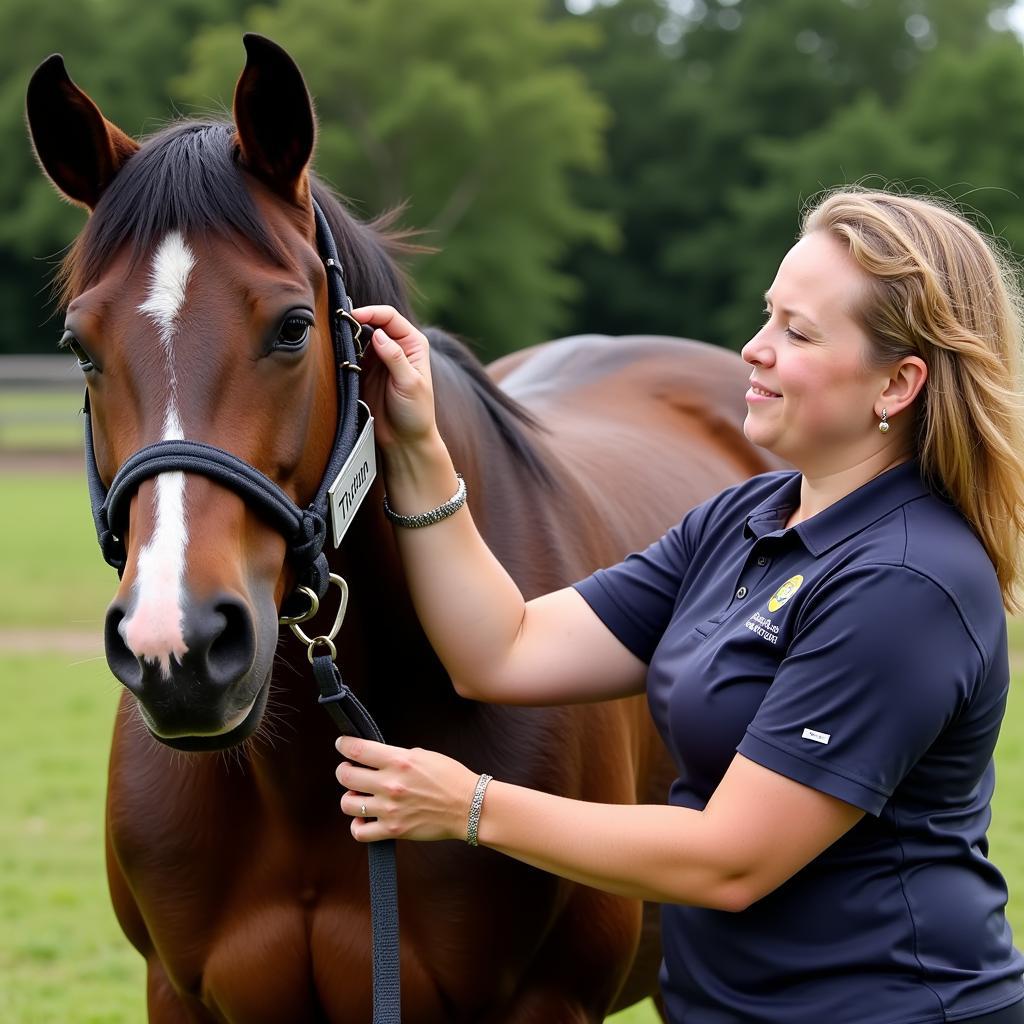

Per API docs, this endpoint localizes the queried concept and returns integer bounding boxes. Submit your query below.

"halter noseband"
[82,199,363,617]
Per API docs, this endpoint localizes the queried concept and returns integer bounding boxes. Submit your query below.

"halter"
[78,198,402,1023]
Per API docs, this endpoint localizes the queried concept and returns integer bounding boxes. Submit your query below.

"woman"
[336,190,1024,1023]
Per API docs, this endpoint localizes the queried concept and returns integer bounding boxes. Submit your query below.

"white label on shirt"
[802,728,831,745]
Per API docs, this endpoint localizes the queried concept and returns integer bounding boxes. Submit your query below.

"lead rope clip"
[279,573,349,663]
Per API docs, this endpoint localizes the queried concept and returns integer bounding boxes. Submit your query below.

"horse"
[27,34,782,1023]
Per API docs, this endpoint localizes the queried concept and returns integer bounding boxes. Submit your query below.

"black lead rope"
[314,654,401,1020]
[79,198,401,1022]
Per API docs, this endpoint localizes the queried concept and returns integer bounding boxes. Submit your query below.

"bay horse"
[27,35,781,1023]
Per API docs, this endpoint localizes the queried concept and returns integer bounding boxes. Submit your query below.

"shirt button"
[735,586,748,599]
[757,556,768,566]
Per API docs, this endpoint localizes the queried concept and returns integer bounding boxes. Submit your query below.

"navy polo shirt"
[574,462,1023,1024]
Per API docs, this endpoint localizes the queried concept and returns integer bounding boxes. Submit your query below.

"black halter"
[83,198,363,618]
[79,198,402,1023]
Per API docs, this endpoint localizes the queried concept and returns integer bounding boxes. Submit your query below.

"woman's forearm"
[474,780,749,911]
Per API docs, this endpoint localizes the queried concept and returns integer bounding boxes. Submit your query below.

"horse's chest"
[153,877,507,1022]
[108,801,525,1022]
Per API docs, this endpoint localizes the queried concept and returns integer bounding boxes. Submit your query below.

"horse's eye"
[59,330,94,371]
[276,317,312,349]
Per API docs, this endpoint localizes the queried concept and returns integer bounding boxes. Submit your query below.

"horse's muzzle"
[104,593,264,743]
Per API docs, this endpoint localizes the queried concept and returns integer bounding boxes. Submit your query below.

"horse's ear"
[26,54,139,210]
[234,34,315,205]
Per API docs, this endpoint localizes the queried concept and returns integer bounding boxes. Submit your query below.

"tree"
[175,0,612,357]
[559,0,1018,349]
[1,0,258,353]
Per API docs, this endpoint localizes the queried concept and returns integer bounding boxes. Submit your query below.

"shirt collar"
[743,460,932,554]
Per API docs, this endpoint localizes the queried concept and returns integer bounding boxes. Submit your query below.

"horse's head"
[27,36,404,750]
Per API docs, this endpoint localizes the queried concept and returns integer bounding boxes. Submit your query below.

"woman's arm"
[336,738,865,911]
[356,305,647,705]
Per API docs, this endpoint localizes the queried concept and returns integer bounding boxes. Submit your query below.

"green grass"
[0,474,115,629]
[0,653,145,1024]
[0,389,83,450]
[0,470,1020,1023]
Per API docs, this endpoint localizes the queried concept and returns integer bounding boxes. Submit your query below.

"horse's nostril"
[104,605,144,693]
[196,597,256,688]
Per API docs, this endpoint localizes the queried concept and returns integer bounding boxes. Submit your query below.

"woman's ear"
[877,355,928,419]
[233,34,316,206]
[26,54,139,209]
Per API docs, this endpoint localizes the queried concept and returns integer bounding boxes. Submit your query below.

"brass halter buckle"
[280,573,349,664]
[337,308,367,360]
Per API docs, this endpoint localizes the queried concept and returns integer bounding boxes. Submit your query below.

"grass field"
[0,389,83,450]
[1,470,1021,1023]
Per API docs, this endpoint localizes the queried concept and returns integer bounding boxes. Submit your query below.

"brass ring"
[289,574,349,657]
[278,586,320,626]
[306,636,337,664]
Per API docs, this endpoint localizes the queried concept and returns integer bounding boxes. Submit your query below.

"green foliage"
[4,0,609,359]
[6,0,1024,362]
[174,0,611,356]
[560,0,1022,349]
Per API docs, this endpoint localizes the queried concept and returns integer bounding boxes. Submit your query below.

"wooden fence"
[0,355,83,453]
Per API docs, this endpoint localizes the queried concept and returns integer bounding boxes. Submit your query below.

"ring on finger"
[360,801,367,818]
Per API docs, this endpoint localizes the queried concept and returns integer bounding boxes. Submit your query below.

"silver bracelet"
[383,473,466,528]
[466,773,492,847]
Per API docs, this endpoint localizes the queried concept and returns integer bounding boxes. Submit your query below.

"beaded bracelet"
[466,773,492,847]
[383,473,467,528]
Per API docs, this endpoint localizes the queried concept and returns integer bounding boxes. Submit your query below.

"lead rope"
[282,575,401,1023]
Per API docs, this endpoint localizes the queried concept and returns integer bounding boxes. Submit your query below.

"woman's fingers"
[336,736,395,768]
[334,739,478,843]
[351,305,430,376]
[349,305,436,444]
[340,789,375,819]
[370,327,424,393]
[336,760,380,794]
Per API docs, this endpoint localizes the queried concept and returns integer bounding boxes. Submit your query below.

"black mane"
[62,118,549,482]
[62,120,410,312]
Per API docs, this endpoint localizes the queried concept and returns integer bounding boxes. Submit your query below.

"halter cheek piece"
[78,199,402,1024]
[83,199,361,619]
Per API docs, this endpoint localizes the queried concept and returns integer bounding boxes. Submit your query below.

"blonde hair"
[802,188,1024,612]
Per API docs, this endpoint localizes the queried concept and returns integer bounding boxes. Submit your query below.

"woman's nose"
[741,326,773,367]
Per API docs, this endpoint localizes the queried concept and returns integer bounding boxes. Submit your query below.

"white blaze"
[119,233,196,677]
[138,231,196,354]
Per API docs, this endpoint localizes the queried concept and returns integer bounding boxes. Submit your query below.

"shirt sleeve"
[572,507,704,663]
[737,564,983,815]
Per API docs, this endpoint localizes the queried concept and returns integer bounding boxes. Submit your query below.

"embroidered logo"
[767,574,804,612]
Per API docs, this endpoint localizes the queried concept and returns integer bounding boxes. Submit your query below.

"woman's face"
[741,231,891,475]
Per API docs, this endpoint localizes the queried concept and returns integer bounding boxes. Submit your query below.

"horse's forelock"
[59,121,279,304]
[57,120,411,315]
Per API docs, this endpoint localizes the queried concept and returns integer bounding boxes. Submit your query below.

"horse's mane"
[425,328,556,489]
[59,118,551,484]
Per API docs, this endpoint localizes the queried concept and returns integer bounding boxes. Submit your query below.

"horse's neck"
[252,355,563,793]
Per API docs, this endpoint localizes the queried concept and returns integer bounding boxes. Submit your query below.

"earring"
[878,408,890,434]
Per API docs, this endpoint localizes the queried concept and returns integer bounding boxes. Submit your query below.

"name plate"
[328,401,377,548]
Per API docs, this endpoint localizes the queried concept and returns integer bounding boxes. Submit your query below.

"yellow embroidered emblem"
[767,574,804,612]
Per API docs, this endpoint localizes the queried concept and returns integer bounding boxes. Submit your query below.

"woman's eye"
[59,330,94,371]
[276,317,312,348]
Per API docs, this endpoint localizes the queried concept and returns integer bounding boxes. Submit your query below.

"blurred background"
[3,2,1024,1021]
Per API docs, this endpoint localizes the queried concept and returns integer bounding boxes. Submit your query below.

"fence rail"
[0,354,82,389]
[0,355,83,453]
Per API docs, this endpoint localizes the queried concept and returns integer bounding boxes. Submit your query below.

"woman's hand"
[336,735,480,843]
[350,305,437,450]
